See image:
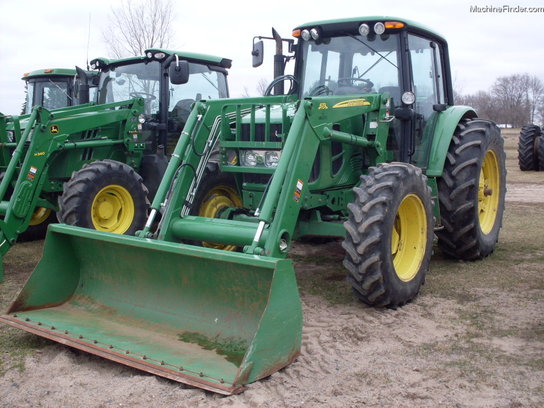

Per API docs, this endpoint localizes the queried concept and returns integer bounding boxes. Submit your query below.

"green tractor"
[0,49,231,279]
[21,67,99,114]
[16,68,99,239]
[1,17,506,394]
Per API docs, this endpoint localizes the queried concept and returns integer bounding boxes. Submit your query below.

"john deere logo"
[318,103,328,110]
[50,125,59,134]
[333,98,371,108]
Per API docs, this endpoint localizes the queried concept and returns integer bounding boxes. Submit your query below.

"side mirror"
[252,40,264,67]
[169,60,189,85]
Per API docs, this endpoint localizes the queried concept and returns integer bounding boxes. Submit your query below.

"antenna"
[86,13,92,70]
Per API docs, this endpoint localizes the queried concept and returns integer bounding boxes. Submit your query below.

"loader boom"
[0,99,144,279]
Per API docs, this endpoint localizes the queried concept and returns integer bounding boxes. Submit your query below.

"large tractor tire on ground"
[437,118,506,260]
[190,172,243,251]
[58,160,149,235]
[342,163,434,308]
[518,125,541,171]
[537,136,544,171]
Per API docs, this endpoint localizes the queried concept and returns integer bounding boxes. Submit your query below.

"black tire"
[342,163,434,308]
[18,207,56,242]
[58,160,149,235]
[537,136,544,171]
[437,118,506,260]
[190,172,242,251]
[518,125,541,171]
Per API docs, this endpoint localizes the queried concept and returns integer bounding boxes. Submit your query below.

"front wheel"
[190,173,242,251]
[342,163,434,308]
[58,160,149,235]
[437,118,506,260]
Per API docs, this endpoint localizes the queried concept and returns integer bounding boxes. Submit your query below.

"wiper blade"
[347,34,398,70]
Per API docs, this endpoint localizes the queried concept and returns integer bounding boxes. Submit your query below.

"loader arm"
[144,93,387,258]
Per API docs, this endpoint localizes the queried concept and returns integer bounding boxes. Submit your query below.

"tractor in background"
[21,67,99,114]
[0,49,231,280]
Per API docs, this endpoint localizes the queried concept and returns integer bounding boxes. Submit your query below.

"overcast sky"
[1,0,543,114]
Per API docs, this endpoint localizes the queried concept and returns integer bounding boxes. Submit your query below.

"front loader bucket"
[0,224,302,394]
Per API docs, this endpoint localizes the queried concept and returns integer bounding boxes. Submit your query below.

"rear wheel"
[191,173,242,251]
[518,125,541,171]
[437,118,506,260]
[58,160,149,235]
[342,163,433,308]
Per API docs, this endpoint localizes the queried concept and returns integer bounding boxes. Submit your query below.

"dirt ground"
[0,129,543,407]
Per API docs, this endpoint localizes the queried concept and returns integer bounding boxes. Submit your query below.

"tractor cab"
[91,49,231,155]
[255,17,454,168]
[22,68,99,114]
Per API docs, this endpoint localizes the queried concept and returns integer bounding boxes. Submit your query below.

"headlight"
[240,150,281,168]
[374,22,386,35]
[265,151,280,168]
[241,150,258,167]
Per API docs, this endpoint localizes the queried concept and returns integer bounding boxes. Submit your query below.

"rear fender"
[426,106,477,177]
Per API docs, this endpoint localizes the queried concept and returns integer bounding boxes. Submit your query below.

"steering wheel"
[264,75,298,96]
[309,84,333,96]
[130,92,157,100]
[337,77,374,90]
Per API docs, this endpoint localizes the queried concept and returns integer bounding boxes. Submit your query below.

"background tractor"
[1,17,506,394]
[21,67,99,115]
[0,49,231,280]
[518,124,542,170]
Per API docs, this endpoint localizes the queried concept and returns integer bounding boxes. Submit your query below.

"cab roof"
[91,49,232,70]
[294,16,446,43]
[22,68,77,80]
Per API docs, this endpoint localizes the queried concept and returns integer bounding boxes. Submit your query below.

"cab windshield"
[98,61,161,115]
[25,79,71,114]
[299,34,401,103]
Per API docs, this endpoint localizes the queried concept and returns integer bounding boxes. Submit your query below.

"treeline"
[455,73,543,127]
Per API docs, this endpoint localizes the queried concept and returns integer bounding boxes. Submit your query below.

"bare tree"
[526,75,544,124]
[103,0,174,58]
[458,90,500,122]
[491,74,531,127]
[256,78,269,96]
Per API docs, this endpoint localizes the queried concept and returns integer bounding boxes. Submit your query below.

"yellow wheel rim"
[198,185,242,251]
[392,194,427,282]
[29,207,52,226]
[91,185,134,234]
[478,150,500,235]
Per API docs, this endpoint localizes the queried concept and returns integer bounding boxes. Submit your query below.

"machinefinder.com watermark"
[470,5,544,13]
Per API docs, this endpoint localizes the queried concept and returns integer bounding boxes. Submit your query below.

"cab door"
[406,33,447,168]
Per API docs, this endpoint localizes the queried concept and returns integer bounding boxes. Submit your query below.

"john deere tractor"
[1,17,506,394]
[21,67,99,115]
[0,49,231,279]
